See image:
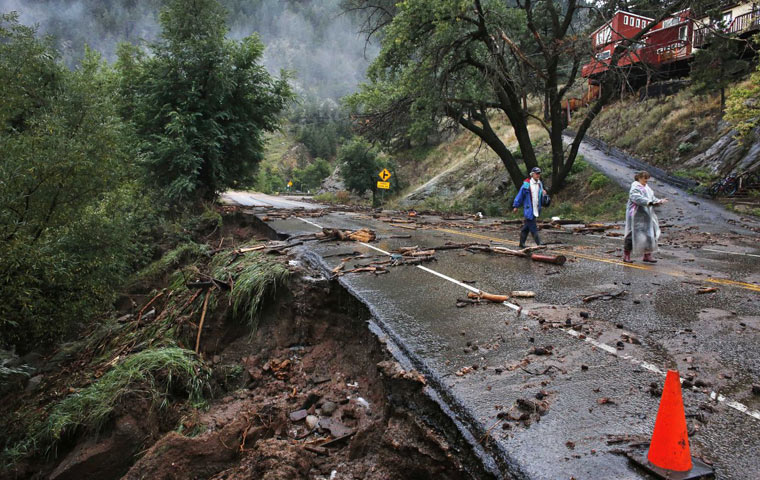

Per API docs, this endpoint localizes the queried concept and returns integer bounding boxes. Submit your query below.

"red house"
[581,10,694,88]
[581,10,655,78]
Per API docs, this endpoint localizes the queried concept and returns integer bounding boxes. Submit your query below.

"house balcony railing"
[694,11,760,48]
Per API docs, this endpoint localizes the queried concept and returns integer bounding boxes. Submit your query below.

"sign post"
[377,168,391,190]
[376,168,392,205]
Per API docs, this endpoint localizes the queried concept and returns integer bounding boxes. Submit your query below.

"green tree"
[346,0,684,193]
[0,14,149,351]
[338,137,380,196]
[117,0,292,203]
[294,158,333,191]
[691,35,749,112]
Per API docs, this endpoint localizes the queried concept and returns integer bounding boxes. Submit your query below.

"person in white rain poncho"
[623,171,668,263]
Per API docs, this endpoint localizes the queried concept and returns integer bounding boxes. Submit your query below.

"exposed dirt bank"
[121,273,488,480]
[2,210,492,480]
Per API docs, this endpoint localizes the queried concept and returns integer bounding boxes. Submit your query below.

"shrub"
[569,155,588,175]
[589,172,610,190]
[677,142,695,154]
[313,191,353,204]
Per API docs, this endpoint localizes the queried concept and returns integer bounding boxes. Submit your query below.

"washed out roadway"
[228,195,760,480]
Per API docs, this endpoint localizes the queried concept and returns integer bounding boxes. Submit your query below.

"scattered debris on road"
[510,290,536,298]
[582,290,628,303]
[697,287,719,294]
[467,290,510,303]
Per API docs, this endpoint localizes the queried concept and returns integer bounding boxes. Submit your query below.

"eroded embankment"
[119,273,491,480]
[2,211,493,480]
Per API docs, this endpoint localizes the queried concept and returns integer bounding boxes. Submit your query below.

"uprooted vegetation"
[1,211,490,480]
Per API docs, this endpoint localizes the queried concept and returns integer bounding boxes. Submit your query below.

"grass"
[45,347,209,442]
[133,242,211,286]
[211,249,289,331]
[571,88,722,167]
[2,347,210,469]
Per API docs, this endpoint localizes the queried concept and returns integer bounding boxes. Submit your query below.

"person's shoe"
[642,253,657,263]
[519,230,529,249]
[623,250,632,263]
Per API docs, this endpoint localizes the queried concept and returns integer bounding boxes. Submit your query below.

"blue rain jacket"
[512,178,545,220]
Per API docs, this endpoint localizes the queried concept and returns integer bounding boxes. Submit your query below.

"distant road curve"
[221,191,322,210]
[562,131,760,235]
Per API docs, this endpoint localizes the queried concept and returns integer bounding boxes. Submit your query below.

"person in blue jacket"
[512,167,547,248]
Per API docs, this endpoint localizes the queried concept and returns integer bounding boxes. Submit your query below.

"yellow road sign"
[378,168,391,181]
[377,181,390,189]
[287,181,293,187]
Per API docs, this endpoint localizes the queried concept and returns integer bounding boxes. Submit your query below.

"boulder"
[50,416,143,480]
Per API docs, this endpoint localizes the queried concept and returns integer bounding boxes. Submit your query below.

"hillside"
[569,82,760,183]
[384,121,628,222]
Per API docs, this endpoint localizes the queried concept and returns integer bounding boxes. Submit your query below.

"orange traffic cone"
[647,370,692,471]
[629,370,714,479]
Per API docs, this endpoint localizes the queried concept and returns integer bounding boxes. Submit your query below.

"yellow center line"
[432,226,759,293]
[707,278,760,293]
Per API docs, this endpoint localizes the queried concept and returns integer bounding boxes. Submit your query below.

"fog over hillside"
[0,0,376,99]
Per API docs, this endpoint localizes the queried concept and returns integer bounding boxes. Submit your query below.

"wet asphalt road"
[226,193,760,480]
[221,191,321,209]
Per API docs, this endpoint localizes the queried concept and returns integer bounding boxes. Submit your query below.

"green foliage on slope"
[0,14,157,352]
[116,0,293,203]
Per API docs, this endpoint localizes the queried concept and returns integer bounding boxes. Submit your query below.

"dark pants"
[624,232,632,252]
[520,218,540,246]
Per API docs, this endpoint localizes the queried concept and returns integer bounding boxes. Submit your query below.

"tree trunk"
[720,87,725,113]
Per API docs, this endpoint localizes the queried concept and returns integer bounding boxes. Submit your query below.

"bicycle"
[708,174,738,197]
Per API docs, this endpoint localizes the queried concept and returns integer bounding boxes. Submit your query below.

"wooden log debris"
[468,290,510,303]
[432,242,489,251]
[511,291,536,298]
[530,253,567,265]
[320,228,376,243]
[343,266,388,275]
[573,223,622,234]
[582,290,627,303]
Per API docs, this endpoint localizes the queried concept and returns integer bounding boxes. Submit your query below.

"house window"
[624,16,629,25]
[663,18,677,28]
[722,12,733,26]
[595,50,611,60]
[636,18,641,27]
[679,26,687,41]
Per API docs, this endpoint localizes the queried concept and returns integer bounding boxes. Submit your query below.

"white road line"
[297,217,323,229]
[564,322,760,421]
[295,217,760,422]
[711,392,760,421]
[296,217,523,312]
[703,248,760,258]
